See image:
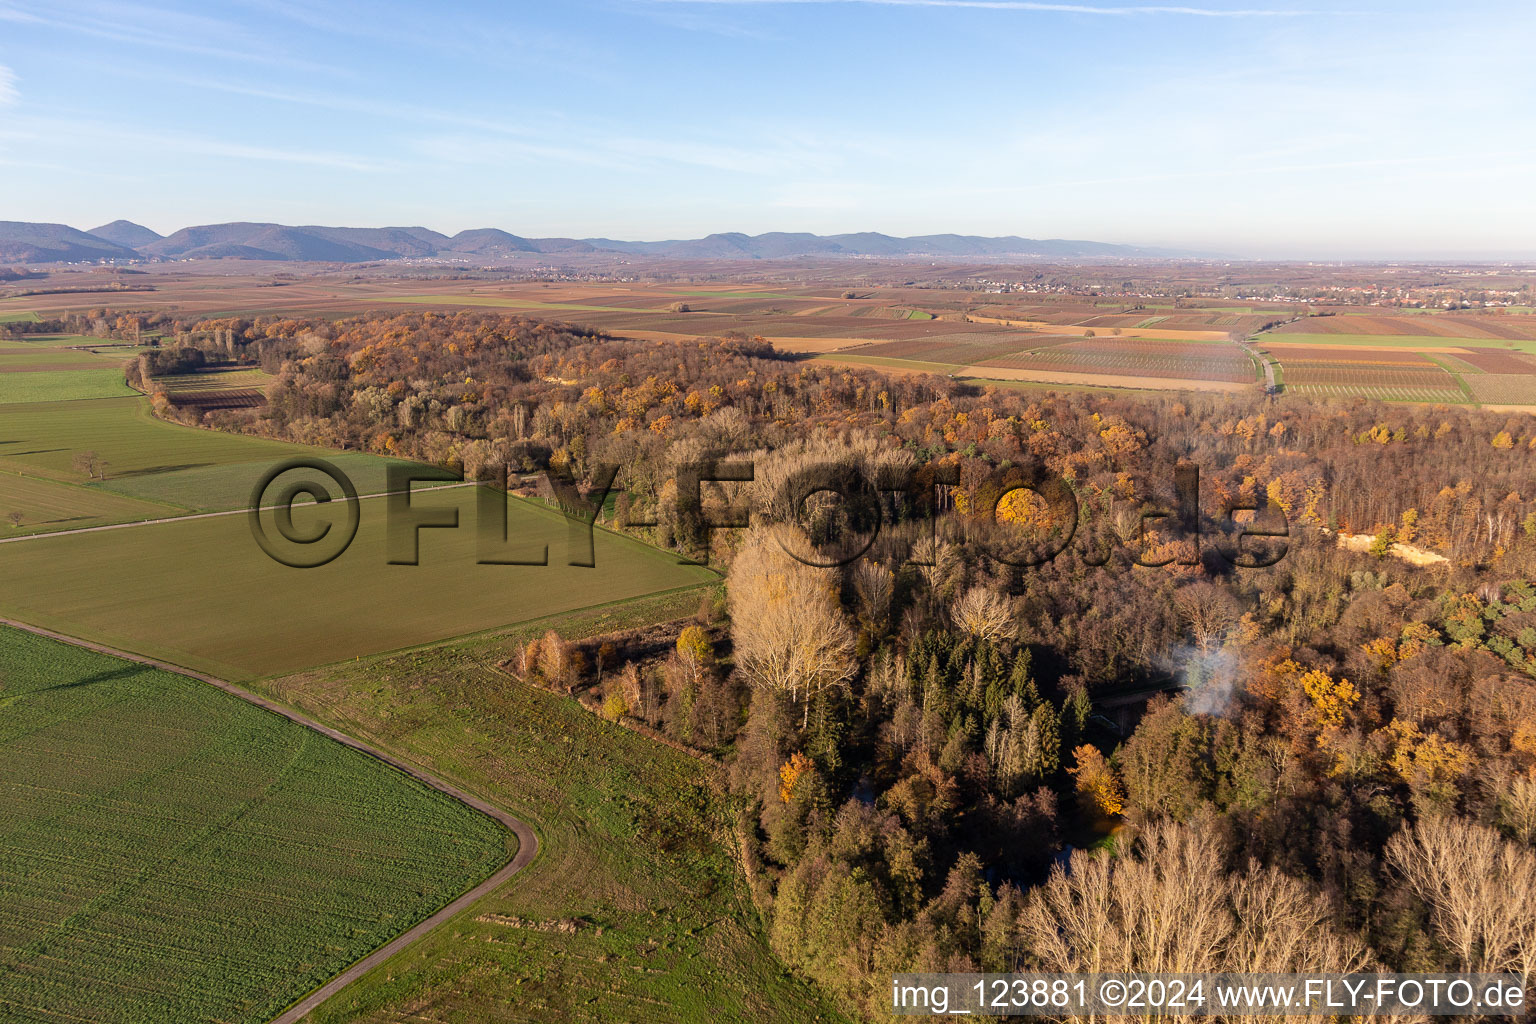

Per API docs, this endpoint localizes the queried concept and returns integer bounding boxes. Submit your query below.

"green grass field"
[0,473,176,535]
[0,397,304,484]
[0,485,716,679]
[0,346,129,371]
[0,337,125,354]
[0,396,464,548]
[95,450,437,511]
[0,369,138,405]
[0,393,451,515]
[0,311,41,323]
[0,334,142,354]
[251,599,849,1024]
[0,626,511,1024]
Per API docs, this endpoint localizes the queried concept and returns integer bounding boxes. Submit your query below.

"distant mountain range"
[0,220,1182,264]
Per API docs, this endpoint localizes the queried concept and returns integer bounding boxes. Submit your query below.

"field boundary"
[275,574,723,685]
[0,481,476,546]
[0,615,541,1024]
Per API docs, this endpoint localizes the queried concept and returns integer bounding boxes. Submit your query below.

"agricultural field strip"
[1268,344,1476,401]
[0,370,139,405]
[958,365,1252,393]
[0,474,179,538]
[1285,383,1468,403]
[1427,353,1485,374]
[0,481,476,545]
[977,340,1257,382]
[965,315,1233,340]
[0,481,718,679]
[381,295,726,316]
[1270,314,1536,341]
[0,615,540,1024]
[1261,332,1536,353]
[154,368,275,392]
[1462,374,1536,404]
[1281,364,1458,383]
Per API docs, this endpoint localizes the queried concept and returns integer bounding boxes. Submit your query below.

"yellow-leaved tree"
[1069,744,1125,819]
[779,751,813,804]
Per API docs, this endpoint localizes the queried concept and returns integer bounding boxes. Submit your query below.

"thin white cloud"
[0,0,346,74]
[0,65,17,105]
[644,0,1316,15]
[411,129,833,178]
[4,113,393,172]
[110,68,838,178]
[106,70,539,139]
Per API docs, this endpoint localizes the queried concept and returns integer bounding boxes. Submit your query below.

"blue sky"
[1,0,1533,257]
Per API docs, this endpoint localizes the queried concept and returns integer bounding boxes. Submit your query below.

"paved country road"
[0,616,539,1024]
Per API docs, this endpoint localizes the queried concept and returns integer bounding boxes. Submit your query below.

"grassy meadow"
[0,626,511,1024]
[253,595,850,1024]
[0,473,175,536]
[0,369,138,405]
[0,397,300,482]
[96,449,436,511]
[0,485,716,679]
[0,346,132,370]
[0,396,437,529]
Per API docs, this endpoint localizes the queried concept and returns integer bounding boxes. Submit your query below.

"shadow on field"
[112,462,215,478]
[28,664,149,696]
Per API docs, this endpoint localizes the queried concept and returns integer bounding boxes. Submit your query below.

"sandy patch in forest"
[1336,533,1450,566]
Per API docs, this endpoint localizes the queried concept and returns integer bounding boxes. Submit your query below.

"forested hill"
[0,220,1179,263]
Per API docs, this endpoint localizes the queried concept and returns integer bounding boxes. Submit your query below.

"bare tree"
[1021,822,1371,1023]
[1174,582,1242,657]
[1499,772,1536,845]
[1386,816,1536,982]
[72,450,106,481]
[951,586,1016,644]
[536,629,575,691]
[728,524,855,727]
[851,560,894,633]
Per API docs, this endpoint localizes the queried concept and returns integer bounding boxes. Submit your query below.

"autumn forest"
[77,306,1529,1018]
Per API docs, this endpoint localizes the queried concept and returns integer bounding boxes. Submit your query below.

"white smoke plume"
[1161,642,1243,717]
